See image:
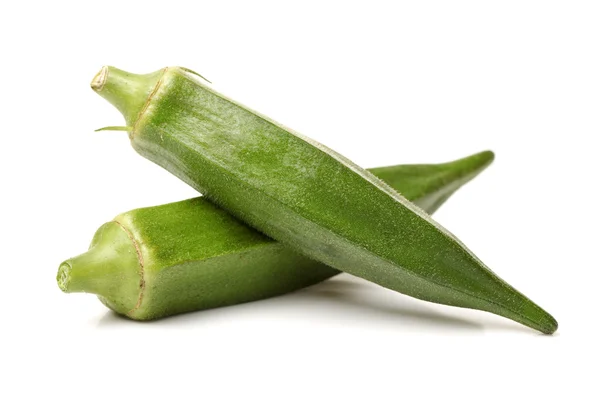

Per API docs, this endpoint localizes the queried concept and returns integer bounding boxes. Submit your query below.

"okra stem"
[58,221,142,315]
[92,66,165,126]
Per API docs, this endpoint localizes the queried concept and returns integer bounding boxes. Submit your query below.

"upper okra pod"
[92,66,557,334]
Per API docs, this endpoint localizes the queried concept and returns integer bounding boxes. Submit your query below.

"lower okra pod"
[58,153,492,319]
[92,66,557,333]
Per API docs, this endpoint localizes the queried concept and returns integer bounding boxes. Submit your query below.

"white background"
[1,1,598,398]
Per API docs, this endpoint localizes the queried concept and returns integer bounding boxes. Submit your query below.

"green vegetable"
[57,153,492,320]
[91,66,557,333]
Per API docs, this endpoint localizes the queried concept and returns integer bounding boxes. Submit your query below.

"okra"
[58,153,492,320]
[92,66,557,333]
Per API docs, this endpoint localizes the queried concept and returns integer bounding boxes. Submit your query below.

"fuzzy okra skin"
[58,153,493,320]
[92,67,557,333]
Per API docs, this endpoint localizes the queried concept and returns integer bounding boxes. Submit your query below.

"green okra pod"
[92,66,557,333]
[58,153,492,320]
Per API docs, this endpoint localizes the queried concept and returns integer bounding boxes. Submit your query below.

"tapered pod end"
[91,66,166,127]
[531,300,559,334]
[370,150,497,214]
[476,276,558,334]
[524,307,558,335]
[473,150,494,164]
[445,150,495,178]
[462,152,559,335]
[542,315,559,335]
[513,294,558,335]
[470,150,494,172]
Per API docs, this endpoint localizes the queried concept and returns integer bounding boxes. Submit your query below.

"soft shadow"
[290,278,484,331]
[295,278,537,333]
[97,310,137,327]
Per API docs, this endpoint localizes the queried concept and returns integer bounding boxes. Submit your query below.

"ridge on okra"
[57,152,493,320]
[91,66,557,334]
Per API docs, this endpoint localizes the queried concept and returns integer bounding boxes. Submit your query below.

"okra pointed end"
[480,283,558,334]
[475,150,495,163]
[446,150,495,176]
[531,306,558,335]
[470,150,494,171]
[91,66,166,127]
[543,315,559,335]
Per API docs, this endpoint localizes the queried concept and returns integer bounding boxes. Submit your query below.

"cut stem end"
[57,262,71,292]
[90,66,108,92]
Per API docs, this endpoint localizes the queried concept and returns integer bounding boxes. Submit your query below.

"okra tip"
[545,315,559,335]
[452,150,494,171]
[533,314,558,335]
[478,150,495,164]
